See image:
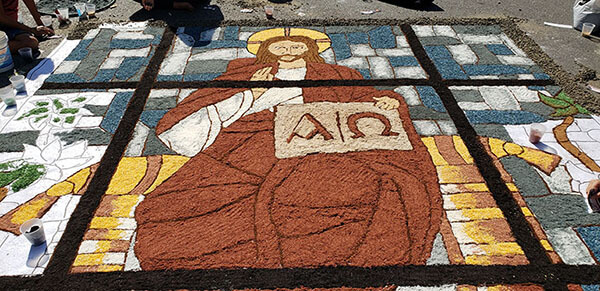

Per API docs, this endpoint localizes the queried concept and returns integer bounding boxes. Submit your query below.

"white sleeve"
[215,90,254,127]
[157,91,254,157]
[246,87,303,115]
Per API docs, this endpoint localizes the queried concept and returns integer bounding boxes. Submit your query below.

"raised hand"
[250,67,274,100]
[373,96,400,110]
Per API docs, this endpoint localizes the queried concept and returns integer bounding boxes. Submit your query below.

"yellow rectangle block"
[73,253,104,266]
[90,217,119,229]
[480,242,524,256]
[461,208,504,220]
[98,265,123,272]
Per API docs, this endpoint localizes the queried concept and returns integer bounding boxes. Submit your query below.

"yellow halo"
[246,28,331,55]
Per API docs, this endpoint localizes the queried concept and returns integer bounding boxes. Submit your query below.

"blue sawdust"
[389,56,419,67]
[45,73,87,83]
[223,26,239,40]
[463,65,529,76]
[424,46,453,60]
[65,39,92,61]
[141,110,168,128]
[347,32,369,44]
[417,86,446,113]
[367,26,396,49]
[110,39,152,49]
[486,44,514,55]
[433,59,468,80]
[357,69,371,79]
[115,57,147,81]
[100,92,134,134]
[329,33,351,61]
[577,226,600,262]
[157,75,183,81]
[91,69,117,82]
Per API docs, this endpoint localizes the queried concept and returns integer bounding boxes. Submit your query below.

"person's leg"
[8,32,38,52]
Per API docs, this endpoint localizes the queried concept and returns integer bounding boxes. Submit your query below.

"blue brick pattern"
[48,28,162,84]
[577,226,600,261]
[161,25,426,81]
[416,86,446,113]
[368,26,396,49]
[329,33,352,61]
[141,110,168,128]
[415,25,551,81]
[100,92,134,134]
[486,44,513,55]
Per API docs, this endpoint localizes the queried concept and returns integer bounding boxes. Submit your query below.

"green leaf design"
[53,117,61,123]
[575,104,591,115]
[35,101,49,107]
[65,116,75,124]
[34,114,49,123]
[73,97,86,103]
[0,163,44,192]
[551,106,578,117]
[10,165,45,192]
[17,107,49,120]
[53,99,64,110]
[555,91,574,103]
[539,92,571,109]
[59,108,79,114]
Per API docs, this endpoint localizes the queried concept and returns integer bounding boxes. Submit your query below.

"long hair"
[254,35,325,65]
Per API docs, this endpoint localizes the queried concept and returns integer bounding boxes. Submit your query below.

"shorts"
[0,26,30,40]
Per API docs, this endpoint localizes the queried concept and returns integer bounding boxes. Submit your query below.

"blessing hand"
[373,96,400,110]
[250,67,274,100]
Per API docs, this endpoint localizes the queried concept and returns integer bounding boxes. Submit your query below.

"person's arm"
[0,1,34,33]
[0,0,52,36]
[21,0,53,35]
[21,0,42,26]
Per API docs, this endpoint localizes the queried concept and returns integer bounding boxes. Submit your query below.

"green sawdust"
[0,161,45,193]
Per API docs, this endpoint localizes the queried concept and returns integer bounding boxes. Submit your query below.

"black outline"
[0,19,598,290]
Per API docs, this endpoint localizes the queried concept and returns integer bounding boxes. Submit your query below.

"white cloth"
[159,67,307,156]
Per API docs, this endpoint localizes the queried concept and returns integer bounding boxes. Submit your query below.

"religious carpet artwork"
[0,90,134,275]
[450,84,600,265]
[1,23,598,289]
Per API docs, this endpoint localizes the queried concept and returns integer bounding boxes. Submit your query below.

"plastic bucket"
[0,31,14,73]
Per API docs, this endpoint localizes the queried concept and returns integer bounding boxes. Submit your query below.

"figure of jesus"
[134,28,443,270]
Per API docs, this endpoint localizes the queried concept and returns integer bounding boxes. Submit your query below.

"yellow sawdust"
[90,217,119,229]
[521,207,533,217]
[463,221,499,244]
[11,197,50,224]
[106,157,147,195]
[449,193,478,209]
[503,142,524,156]
[73,253,104,266]
[47,181,75,197]
[421,137,448,166]
[488,138,508,158]
[437,165,476,184]
[540,240,554,251]
[104,230,128,240]
[453,136,473,164]
[95,240,112,253]
[67,167,91,194]
[144,155,190,194]
[98,265,123,272]
[464,255,491,265]
[479,242,524,256]
[461,208,504,220]
[110,195,141,217]
[517,148,559,175]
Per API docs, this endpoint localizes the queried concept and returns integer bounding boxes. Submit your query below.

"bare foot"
[173,1,194,11]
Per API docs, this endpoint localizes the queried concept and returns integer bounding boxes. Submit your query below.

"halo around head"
[246,28,331,55]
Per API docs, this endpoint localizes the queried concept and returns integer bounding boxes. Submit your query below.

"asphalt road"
[19,0,600,80]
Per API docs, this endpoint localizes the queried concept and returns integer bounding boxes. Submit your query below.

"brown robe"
[134,59,443,270]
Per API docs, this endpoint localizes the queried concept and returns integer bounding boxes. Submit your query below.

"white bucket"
[0,31,14,73]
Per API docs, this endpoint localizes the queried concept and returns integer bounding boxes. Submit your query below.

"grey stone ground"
[17,0,600,105]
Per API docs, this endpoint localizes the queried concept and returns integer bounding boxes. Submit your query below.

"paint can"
[0,31,14,73]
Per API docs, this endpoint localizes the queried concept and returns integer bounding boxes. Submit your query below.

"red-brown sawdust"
[135,84,442,270]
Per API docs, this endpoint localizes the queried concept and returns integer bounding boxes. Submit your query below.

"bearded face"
[267,40,310,62]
